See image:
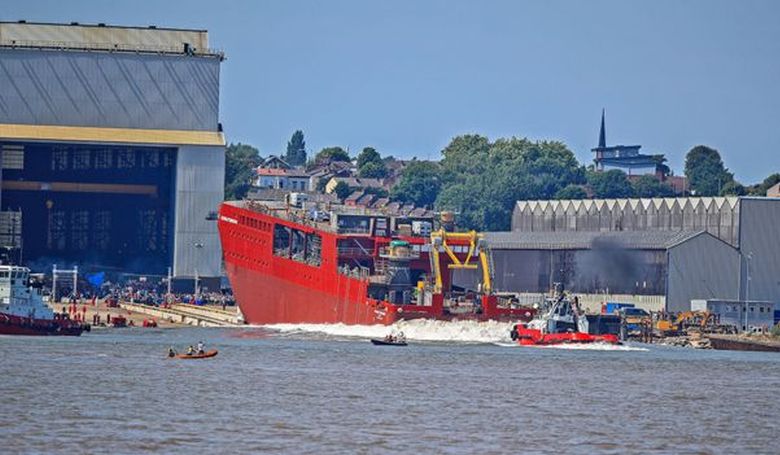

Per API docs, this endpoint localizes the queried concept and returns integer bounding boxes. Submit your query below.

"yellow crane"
[429,229,492,294]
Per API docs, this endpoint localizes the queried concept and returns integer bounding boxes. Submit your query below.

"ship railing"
[338,265,371,279]
[336,227,371,235]
[337,247,373,257]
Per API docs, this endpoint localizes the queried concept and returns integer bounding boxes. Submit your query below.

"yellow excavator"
[654,311,727,336]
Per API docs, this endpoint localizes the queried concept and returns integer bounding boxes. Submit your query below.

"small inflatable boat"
[370,339,407,346]
[174,350,219,359]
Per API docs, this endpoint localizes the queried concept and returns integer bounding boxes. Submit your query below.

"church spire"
[598,109,606,148]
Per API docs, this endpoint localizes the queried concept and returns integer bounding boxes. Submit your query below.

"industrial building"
[499,196,780,312]
[0,21,225,281]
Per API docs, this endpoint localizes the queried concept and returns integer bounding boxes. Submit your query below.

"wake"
[262,319,515,344]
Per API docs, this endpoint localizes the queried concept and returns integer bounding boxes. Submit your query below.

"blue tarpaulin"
[87,272,105,287]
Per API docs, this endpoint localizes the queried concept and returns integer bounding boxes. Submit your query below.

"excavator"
[653,311,736,336]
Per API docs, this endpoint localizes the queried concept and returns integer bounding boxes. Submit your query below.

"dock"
[119,302,244,327]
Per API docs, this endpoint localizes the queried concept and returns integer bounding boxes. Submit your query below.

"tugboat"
[0,265,89,336]
[510,288,620,346]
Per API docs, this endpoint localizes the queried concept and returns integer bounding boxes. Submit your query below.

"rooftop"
[0,21,221,57]
[485,230,711,250]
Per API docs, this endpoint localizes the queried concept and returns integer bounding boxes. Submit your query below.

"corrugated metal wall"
[173,145,224,278]
[0,48,220,131]
[512,197,741,246]
[738,199,780,305]
[666,233,739,312]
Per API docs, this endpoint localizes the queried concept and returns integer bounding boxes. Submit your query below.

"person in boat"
[197,341,205,354]
[168,346,176,358]
[384,333,395,343]
[187,345,195,356]
[397,331,406,343]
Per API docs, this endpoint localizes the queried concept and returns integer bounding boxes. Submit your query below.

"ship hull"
[226,262,398,325]
[0,312,87,336]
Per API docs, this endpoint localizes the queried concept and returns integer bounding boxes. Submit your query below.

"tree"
[224,143,261,200]
[390,161,441,208]
[747,173,780,196]
[433,135,585,230]
[284,130,306,166]
[719,180,746,196]
[358,161,388,178]
[555,184,588,200]
[333,181,352,201]
[684,145,734,196]
[357,147,387,178]
[631,175,676,197]
[587,169,635,198]
[314,146,350,165]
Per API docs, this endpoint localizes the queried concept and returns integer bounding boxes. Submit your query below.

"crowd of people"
[50,277,235,309]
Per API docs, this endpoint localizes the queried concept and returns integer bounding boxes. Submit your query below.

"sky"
[2,0,779,183]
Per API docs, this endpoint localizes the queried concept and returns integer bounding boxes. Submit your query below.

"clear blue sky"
[3,0,779,183]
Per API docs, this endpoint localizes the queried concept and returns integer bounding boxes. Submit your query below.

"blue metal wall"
[738,198,780,306]
[0,48,220,131]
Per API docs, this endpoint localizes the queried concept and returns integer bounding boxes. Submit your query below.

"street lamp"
[194,242,204,298]
[744,251,753,332]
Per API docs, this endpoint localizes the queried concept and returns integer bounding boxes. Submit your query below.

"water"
[2,322,780,454]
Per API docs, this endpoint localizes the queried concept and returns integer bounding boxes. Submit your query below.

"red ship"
[0,265,89,336]
[218,200,535,325]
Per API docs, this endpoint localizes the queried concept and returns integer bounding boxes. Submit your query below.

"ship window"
[273,224,291,258]
[306,233,322,267]
[0,271,8,278]
[291,230,306,262]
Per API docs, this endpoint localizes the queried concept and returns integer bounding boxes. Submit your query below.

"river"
[2,322,779,454]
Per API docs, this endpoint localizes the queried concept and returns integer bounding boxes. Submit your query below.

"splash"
[538,342,648,352]
[262,319,516,344]
[491,341,649,351]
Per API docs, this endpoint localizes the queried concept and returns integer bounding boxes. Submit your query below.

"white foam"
[262,319,516,344]
[537,342,649,352]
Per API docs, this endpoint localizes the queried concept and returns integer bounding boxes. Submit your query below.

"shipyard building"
[0,21,225,281]
[486,196,780,313]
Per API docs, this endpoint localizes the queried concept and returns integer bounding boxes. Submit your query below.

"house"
[344,190,364,206]
[255,168,310,191]
[262,155,291,170]
[768,182,780,198]
[356,193,375,207]
[308,161,354,192]
[325,177,385,194]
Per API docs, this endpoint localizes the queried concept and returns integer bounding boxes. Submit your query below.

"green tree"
[747,173,780,195]
[390,161,441,208]
[314,146,350,165]
[555,184,588,200]
[357,147,387,178]
[631,175,676,197]
[224,143,261,200]
[433,135,585,230]
[333,181,352,200]
[684,145,734,196]
[359,161,388,178]
[284,130,306,166]
[720,180,746,196]
[587,169,635,198]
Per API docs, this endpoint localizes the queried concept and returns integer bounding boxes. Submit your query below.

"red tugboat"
[218,201,535,325]
[510,289,620,346]
[0,265,89,336]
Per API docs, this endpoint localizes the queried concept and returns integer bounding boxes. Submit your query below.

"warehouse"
[0,21,225,281]
[509,196,780,310]
[483,230,738,312]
